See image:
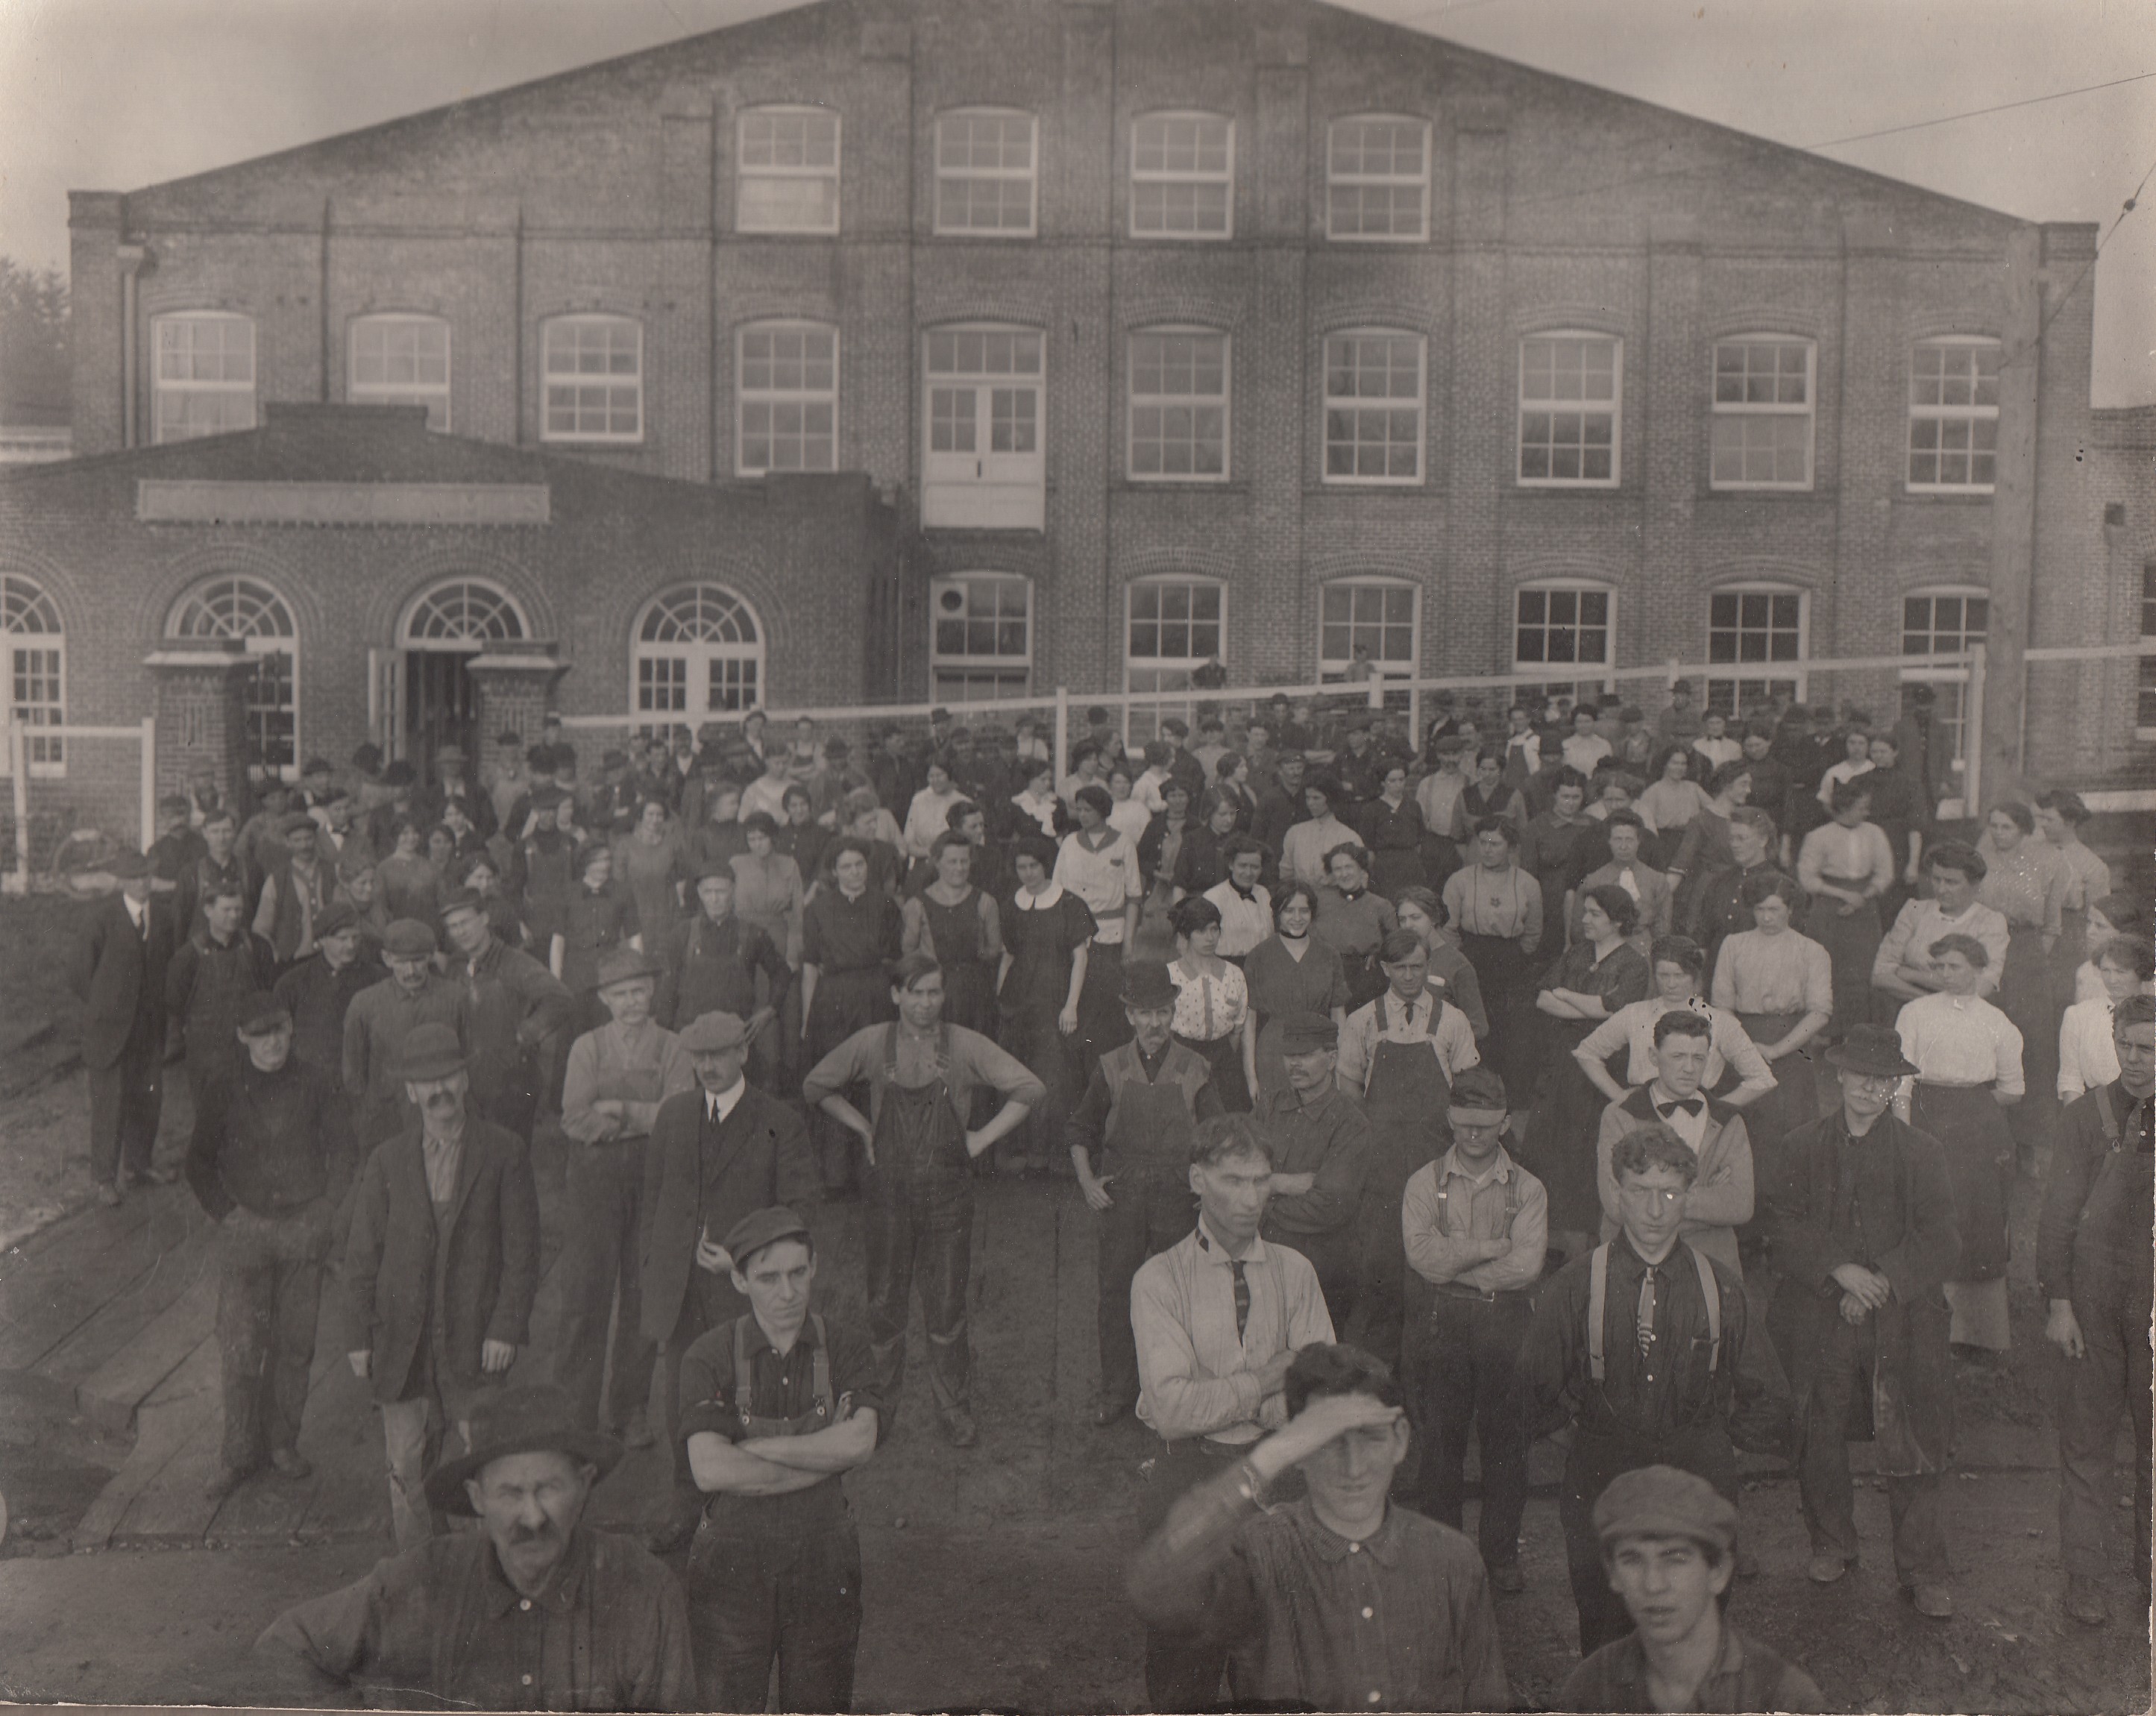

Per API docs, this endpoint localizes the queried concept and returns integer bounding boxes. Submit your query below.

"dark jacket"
[71,893,180,1068]
[186,1055,350,1221]
[166,928,276,1075]
[273,951,380,1087]
[453,934,573,1109]
[342,1117,541,1411]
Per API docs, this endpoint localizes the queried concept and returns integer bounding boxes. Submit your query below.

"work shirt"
[274,952,380,1087]
[561,1019,695,1145]
[1401,1146,1547,1294]
[1873,897,2010,997]
[254,1525,696,1712]
[1054,830,1141,944]
[1128,1483,1509,1715]
[1336,992,1480,1097]
[1415,769,1470,841]
[1893,992,2024,1096]
[1442,864,1543,952]
[342,974,474,1110]
[1066,1039,1225,1159]
[1559,1622,1823,1713]
[1575,997,1773,1095]
[185,1055,348,1221]
[1133,1218,1334,1445]
[2057,996,2123,1102]
[455,936,573,1095]
[2035,1080,2155,1305]
[801,1021,1046,1119]
[1711,929,1832,1017]
[1255,1084,1374,1252]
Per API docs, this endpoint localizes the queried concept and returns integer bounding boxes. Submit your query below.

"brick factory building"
[8,0,2150,837]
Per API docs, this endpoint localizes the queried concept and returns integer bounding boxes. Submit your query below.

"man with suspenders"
[1521,1124,1788,1656]
[678,1207,881,1711]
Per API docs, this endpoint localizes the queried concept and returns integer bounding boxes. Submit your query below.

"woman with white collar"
[996,835,1096,1174]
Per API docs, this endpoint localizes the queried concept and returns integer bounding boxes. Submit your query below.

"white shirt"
[1054,831,1140,945]
[704,1077,748,1125]
[122,893,148,933]
[1562,733,1612,776]
[1336,991,1480,1096]
[1134,766,1175,814]
[1203,879,1273,959]
[1816,757,1879,808]
[1643,1080,1711,1154]
[2058,996,2122,1103]
[1415,770,1469,841]
[1895,991,2025,1097]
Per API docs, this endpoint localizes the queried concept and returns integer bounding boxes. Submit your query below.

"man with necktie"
[72,848,180,1204]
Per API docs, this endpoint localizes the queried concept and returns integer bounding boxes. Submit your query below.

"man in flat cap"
[641,1009,820,1548]
[72,846,181,1204]
[186,993,350,1500]
[342,1022,540,1549]
[1253,1011,1375,1329]
[441,885,573,1142]
[252,810,333,972]
[273,900,378,1093]
[677,1207,882,1711]
[559,948,694,1444]
[342,917,474,1148]
[1559,1465,1823,1712]
[166,879,277,1116]
[256,1383,693,1710]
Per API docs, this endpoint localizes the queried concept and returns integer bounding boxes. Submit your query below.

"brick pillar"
[145,643,254,805]
[466,644,568,752]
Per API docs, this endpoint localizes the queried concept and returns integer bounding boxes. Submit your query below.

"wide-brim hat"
[394,1022,467,1082]
[424,1384,623,1515]
[591,946,662,990]
[1826,1023,1919,1079]
[1120,960,1179,1010]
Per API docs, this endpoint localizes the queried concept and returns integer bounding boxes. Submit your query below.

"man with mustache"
[256,1383,694,1709]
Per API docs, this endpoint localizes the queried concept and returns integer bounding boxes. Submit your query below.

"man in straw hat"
[342,916,473,1148]
[71,846,180,1204]
[558,947,694,1444]
[342,1022,540,1550]
[256,1383,693,1709]
[1560,1464,1824,1712]
[1759,1021,1959,1618]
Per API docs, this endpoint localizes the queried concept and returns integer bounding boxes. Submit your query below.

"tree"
[0,260,71,426]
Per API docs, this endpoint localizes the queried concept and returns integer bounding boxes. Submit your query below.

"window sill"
[1896,489,1995,505]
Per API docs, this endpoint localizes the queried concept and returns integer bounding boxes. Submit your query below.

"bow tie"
[1657,1097,1704,1120]
[1229,884,1257,901]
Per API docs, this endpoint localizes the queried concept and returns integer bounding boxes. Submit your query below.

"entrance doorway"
[377,578,531,772]
[406,650,479,773]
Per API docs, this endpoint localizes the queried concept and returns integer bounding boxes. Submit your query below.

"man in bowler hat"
[72,847,179,1204]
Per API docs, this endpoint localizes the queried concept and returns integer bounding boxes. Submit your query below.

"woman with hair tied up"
[1712,870,1832,1174]
[1976,799,2069,1169]
[1442,816,1544,1110]
[1312,842,1397,1013]
[1166,895,1254,1112]
[1243,883,1350,1103]
[1795,779,1896,1040]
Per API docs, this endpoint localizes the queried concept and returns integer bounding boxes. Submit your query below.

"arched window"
[1126,576,1224,742]
[1321,576,1419,728]
[1512,579,1615,708]
[1900,584,1988,770]
[632,584,764,738]
[1709,335,1814,490]
[400,579,528,648]
[931,573,1031,703]
[1706,583,1808,717]
[168,576,300,776]
[1,573,64,776]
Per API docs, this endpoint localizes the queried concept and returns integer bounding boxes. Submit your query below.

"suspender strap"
[1692,1246,1720,1372]
[1587,1242,1719,1384]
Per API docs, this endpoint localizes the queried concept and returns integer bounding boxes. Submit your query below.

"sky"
[1,0,2151,404]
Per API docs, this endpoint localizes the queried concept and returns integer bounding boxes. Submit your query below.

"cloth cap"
[1670,679,1695,696]
[277,810,318,835]
[1119,960,1178,1010]
[527,784,566,810]
[1826,1023,1920,1078]
[721,1206,812,1272]
[424,1385,622,1516]
[381,761,417,788]
[314,901,359,940]
[1276,1011,1339,1053]
[694,858,738,884]
[1449,1066,1509,1114]
[236,992,292,1037]
[438,887,485,921]
[301,756,334,776]
[1592,1464,1738,1556]
[679,1011,751,1053]
[393,1022,466,1082]
[108,849,151,880]
[593,947,662,990]
[382,918,438,958]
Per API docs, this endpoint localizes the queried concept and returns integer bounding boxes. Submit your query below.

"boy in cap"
[166,881,277,1115]
[253,810,333,969]
[72,847,180,1204]
[1066,960,1225,1427]
[342,918,474,1148]
[558,949,694,1442]
[256,1383,693,1710]
[439,886,573,1141]
[187,993,350,1500]
[342,1023,540,1550]
[1253,1011,1375,1328]
[274,900,378,1088]
[1560,1464,1824,1712]
[678,1207,882,1711]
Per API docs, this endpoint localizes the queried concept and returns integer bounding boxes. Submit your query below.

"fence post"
[1963,644,1986,817]
[8,724,27,895]
[139,716,157,852]
[1053,686,1069,785]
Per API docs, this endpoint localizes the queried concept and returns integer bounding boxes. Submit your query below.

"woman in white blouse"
[1166,895,1254,1110]
[902,760,965,864]
[2058,937,2154,1103]
[1796,779,1896,1038]
[2072,895,2152,1005]
[1574,933,1777,1109]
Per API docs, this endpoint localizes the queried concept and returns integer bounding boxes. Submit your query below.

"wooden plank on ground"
[69,1338,217,1550]
[109,1339,224,1544]
[75,1269,216,1436]
[0,1190,196,1371]
[41,1219,217,1386]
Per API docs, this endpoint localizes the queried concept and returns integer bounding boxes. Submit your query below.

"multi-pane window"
[737,107,840,233]
[1710,337,1812,489]
[923,326,1046,529]
[737,322,837,474]
[1519,333,1621,485]
[1128,330,1228,480]
[1706,586,1806,717]
[935,109,1038,236]
[1324,331,1424,483]
[1512,582,1614,705]
[1326,116,1430,241]
[2139,562,2156,738]
[1900,588,1989,771]
[542,315,642,442]
[1126,579,1224,742]
[168,576,300,776]
[152,313,255,444]
[1321,580,1417,684]
[402,579,527,647]
[1130,112,1233,238]
[633,584,763,739]
[931,573,1032,702]
[1908,337,2000,491]
[1,574,63,775]
[348,315,450,430]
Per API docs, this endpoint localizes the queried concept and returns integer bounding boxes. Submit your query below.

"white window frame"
[922,324,1047,530]
[1518,332,1622,488]
[934,108,1039,238]
[930,572,1033,703]
[1125,576,1225,743]
[151,311,256,444]
[736,105,842,235]
[167,576,301,779]
[1,573,63,778]
[1706,583,1808,717]
[1510,579,1616,705]
[1907,335,2000,494]
[1709,335,1814,491]
[1898,585,1988,776]
[400,579,529,650]
[1322,330,1425,485]
[1326,114,1430,242]
[1320,577,1420,728]
[1129,110,1233,239]
[735,321,838,476]
[541,314,644,444]
[632,584,765,739]
[1127,327,1230,483]
[348,313,451,430]
[2137,561,2156,741]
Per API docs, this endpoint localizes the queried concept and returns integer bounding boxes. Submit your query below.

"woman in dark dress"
[552,839,641,1033]
[1459,747,1527,829]
[1242,882,1351,1101]
[996,836,1096,1173]
[778,782,832,892]
[1359,762,1427,898]
[800,837,905,1191]
[903,831,1002,1035]
[1170,791,1242,899]
[1137,779,1195,902]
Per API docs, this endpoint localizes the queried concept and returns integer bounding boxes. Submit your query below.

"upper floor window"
[1128,330,1228,481]
[0,573,63,776]
[2137,562,2156,740]
[1706,585,1807,717]
[935,109,1038,237]
[1518,333,1621,487]
[152,312,255,444]
[168,576,300,776]
[737,321,837,475]
[738,107,841,234]
[542,315,642,443]
[1327,116,1429,242]
[922,326,1045,530]
[1131,112,1233,238]
[1324,331,1424,484]
[1908,336,1999,492]
[1512,580,1615,705]
[1709,336,1812,490]
[349,314,450,430]
[931,572,1033,702]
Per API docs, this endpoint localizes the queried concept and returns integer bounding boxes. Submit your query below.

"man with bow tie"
[1594,1011,1755,1275]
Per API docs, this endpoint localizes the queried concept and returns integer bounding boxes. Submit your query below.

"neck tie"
[1636,1266,1657,1360]
[1659,1096,1704,1119]
[1230,1259,1251,1342]
[1618,867,1642,902]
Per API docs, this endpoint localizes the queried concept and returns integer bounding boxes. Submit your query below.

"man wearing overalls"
[1067,960,1225,1427]
[1335,928,1482,1369]
[2039,992,2155,1629]
[679,1207,881,1711]
[802,952,1044,1446]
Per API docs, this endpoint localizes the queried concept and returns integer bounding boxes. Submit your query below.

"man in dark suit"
[638,1009,820,1547]
[71,849,180,1204]
[341,1022,540,1551]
